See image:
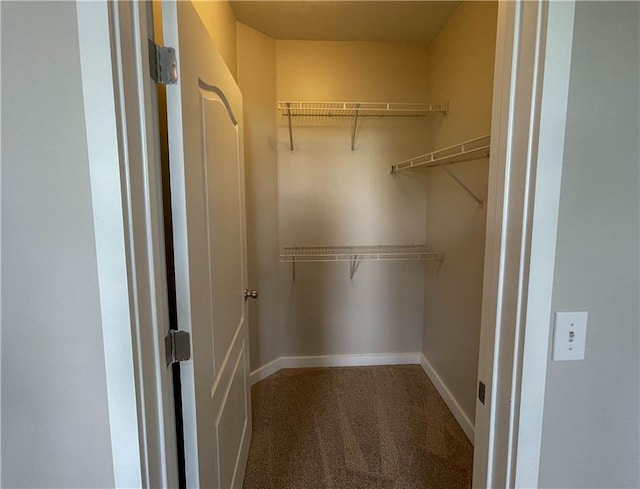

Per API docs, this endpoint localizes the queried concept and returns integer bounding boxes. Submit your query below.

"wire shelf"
[280,245,444,263]
[278,101,448,151]
[278,101,448,118]
[390,135,491,173]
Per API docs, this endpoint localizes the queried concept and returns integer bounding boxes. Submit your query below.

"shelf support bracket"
[292,257,296,281]
[286,102,294,151]
[349,255,360,279]
[351,104,360,151]
[439,164,484,208]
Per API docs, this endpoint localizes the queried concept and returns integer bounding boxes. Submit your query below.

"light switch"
[552,311,588,361]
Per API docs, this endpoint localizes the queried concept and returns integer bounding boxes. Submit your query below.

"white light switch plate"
[553,311,588,361]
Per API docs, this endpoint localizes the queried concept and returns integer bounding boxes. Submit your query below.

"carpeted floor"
[242,365,473,489]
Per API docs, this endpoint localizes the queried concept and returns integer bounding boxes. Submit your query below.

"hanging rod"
[390,135,490,208]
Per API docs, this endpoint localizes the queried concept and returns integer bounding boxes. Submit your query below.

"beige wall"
[427,2,496,148]
[422,1,498,427]
[539,2,640,487]
[192,0,237,79]
[236,22,280,371]
[275,40,431,358]
[276,40,430,102]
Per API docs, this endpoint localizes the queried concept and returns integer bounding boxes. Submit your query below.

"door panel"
[216,345,249,489]
[162,2,251,487]
[200,91,244,377]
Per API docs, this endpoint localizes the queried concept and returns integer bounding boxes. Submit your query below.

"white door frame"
[77,1,179,487]
[74,0,576,487]
[76,2,143,486]
[473,1,576,488]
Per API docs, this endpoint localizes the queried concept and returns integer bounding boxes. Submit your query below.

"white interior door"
[162,2,252,488]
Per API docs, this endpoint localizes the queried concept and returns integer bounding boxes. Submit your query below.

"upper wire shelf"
[278,101,448,151]
[277,101,448,118]
[390,135,491,173]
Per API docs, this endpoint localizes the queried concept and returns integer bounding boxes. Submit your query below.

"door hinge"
[165,330,191,366]
[148,39,178,85]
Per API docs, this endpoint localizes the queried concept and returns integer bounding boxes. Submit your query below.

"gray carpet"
[243,365,473,489]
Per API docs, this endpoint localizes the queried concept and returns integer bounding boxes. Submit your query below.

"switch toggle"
[552,311,588,361]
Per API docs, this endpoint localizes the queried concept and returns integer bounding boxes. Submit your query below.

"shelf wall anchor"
[439,164,484,208]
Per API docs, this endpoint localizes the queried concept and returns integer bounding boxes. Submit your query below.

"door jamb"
[76,2,143,486]
[77,1,180,486]
[473,1,576,487]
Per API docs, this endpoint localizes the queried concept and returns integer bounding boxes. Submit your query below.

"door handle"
[244,289,258,300]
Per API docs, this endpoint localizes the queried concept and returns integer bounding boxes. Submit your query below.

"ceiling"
[230,1,462,43]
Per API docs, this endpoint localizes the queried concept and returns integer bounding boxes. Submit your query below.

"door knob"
[244,289,258,300]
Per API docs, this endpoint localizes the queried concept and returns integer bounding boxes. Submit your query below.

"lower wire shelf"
[281,245,444,279]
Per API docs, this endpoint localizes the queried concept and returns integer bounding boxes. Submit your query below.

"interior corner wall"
[539,2,640,487]
[1,2,115,486]
[422,1,498,427]
[274,41,431,358]
[236,23,280,372]
[191,0,237,80]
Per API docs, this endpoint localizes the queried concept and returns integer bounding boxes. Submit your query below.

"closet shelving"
[390,135,491,208]
[278,101,449,151]
[281,245,444,280]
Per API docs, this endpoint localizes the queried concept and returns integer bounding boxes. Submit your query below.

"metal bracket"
[349,255,361,279]
[351,104,360,151]
[286,102,294,151]
[165,330,191,366]
[149,40,178,85]
[439,164,484,208]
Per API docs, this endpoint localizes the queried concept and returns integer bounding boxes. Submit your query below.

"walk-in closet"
[214,1,500,487]
[156,0,500,486]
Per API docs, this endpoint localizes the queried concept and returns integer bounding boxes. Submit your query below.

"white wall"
[539,2,640,487]
[236,23,281,371]
[422,1,498,426]
[1,2,115,486]
[275,41,431,358]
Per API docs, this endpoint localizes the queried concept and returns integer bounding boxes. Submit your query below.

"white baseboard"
[419,353,475,444]
[249,352,421,385]
[249,357,282,385]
